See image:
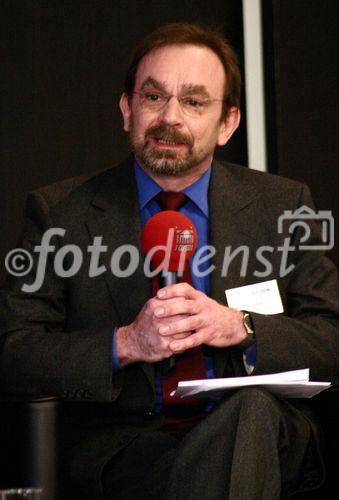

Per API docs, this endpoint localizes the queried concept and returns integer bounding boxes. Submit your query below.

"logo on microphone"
[175,227,194,252]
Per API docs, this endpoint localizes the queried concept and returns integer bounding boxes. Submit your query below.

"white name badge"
[225,279,284,315]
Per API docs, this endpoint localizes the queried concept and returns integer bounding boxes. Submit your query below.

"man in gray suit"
[1,23,338,500]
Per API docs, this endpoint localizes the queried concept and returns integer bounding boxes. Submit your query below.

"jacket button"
[144,410,155,417]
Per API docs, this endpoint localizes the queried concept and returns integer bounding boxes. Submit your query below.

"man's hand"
[116,294,193,366]
[116,283,247,367]
[155,283,247,353]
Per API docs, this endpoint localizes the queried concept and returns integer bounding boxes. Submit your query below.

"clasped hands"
[116,283,247,367]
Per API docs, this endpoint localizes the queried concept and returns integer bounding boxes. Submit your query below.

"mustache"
[145,124,193,146]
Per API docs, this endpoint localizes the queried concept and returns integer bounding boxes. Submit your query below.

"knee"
[221,386,282,416]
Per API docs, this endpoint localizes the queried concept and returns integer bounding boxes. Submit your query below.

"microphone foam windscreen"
[141,210,198,272]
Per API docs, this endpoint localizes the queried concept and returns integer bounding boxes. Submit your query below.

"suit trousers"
[102,387,324,500]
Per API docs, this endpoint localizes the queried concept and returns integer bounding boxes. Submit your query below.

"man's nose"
[158,96,184,125]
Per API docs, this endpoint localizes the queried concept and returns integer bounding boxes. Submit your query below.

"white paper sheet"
[171,369,331,399]
[225,279,284,314]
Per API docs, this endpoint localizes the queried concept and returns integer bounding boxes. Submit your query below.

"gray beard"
[129,121,204,176]
[134,142,200,176]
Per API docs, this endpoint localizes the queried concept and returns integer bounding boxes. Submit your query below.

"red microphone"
[141,211,198,373]
[141,210,198,286]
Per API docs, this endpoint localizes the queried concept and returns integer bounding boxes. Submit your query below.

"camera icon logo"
[277,205,334,251]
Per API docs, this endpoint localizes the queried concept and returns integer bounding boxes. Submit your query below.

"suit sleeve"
[0,191,124,402]
[250,184,339,382]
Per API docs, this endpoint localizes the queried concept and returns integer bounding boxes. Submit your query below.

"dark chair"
[0,395,60,500]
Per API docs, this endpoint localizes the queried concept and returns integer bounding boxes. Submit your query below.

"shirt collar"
[133,158,211,217]
[134,160,162,210]
[182,168,210,217]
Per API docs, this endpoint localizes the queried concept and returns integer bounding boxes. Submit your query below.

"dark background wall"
[263,0,338,265]
[1,0,338,284]
[0,0,246,283]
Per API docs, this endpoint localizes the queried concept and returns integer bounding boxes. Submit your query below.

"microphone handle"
[160,271,177,287]
[160,271,177,373]
[163,355,176,373]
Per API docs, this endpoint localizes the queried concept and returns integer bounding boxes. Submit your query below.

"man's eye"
[182,98,204,108]
[145,93,162,102]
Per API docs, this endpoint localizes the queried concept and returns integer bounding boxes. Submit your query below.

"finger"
[169,331,205,352]
[153,299,197,319]
[156,282,200,300]
[147,295,182,312]
[171,332,193,340]
[156,314,192,328]
[158,315,202,336]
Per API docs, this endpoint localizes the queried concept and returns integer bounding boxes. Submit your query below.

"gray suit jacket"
[1,158,339,497]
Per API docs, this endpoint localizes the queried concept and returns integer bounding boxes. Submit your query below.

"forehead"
[135,44,226,97]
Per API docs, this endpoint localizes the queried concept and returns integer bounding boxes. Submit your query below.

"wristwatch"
[238,311,255,350]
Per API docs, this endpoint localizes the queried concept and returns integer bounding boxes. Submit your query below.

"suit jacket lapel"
[209,160,259,301]
[85,157,154,387]
[209,160,260,377]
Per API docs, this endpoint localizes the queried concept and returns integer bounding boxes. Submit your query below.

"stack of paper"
[171,369,331,399]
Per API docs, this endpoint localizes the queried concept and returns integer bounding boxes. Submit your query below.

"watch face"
[243,313,254,334]
[238,312,255,350]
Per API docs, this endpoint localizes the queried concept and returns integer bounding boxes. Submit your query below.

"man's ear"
[217,107,241,146]
[119,93,132,132]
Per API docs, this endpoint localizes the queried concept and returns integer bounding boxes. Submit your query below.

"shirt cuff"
[112,327,122,372]
[242,342,257,374]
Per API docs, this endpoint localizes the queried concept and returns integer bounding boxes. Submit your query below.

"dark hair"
[124,22,241,120]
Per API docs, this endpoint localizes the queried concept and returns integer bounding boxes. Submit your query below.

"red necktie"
[154,191,208,435]
[155,191,188,211]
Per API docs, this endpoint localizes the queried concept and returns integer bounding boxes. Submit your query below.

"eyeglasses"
[132,91,224,117]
